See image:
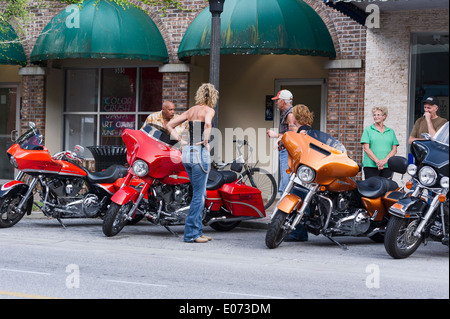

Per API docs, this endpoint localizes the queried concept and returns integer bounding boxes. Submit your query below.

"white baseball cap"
[272,89,293,101]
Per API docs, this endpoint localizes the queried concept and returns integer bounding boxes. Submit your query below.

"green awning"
[0,22,27,66]
[178,0,336,59]
[30,0,168,63]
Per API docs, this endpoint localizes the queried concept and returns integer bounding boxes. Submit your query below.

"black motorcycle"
[384,122,449,259]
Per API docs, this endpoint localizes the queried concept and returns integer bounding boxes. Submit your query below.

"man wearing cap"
[408,96,447,144]
[266,89,299,195]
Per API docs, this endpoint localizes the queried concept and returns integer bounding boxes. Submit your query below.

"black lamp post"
[209,0,224,130]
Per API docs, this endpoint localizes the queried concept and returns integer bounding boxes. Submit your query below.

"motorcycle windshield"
[141,123,178,146]
[434,121,449,146]
[305,130,347,154]
[15,127,44,150]
[412,122,449,170]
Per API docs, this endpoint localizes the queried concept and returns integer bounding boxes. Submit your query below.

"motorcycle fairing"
[161,171,190,185]
[122,129,185,179]
[282,131,359,185]
[8,144,88,176]
[8,144,61,173]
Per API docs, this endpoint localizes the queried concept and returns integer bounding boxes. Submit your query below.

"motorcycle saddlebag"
[219,183,265,218]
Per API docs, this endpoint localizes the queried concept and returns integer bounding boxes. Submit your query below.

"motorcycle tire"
[265,210,293,249]
[384,216,422,259]
[102,202,132,237]
[0,194,33,228]
[209,220,241,231]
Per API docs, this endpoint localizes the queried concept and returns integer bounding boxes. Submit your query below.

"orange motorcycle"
[265,130,408,249]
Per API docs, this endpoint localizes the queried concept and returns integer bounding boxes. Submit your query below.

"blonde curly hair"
[195,83,219,108]
[293,104,314,126]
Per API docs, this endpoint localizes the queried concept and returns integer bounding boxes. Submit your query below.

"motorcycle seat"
[207,169,238,190]
[86,164,129,184]
[356,176,398,198]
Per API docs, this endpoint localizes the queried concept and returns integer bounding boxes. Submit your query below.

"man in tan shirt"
[408,96,447,144]
[142,100,188,135]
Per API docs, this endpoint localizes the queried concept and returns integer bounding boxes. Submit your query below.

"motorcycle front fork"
[125,183,151,221]
[414,192,446,238]
[273,173,317,231]
[16,176,38,213]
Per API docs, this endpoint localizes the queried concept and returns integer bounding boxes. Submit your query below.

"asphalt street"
[0,212,448,301]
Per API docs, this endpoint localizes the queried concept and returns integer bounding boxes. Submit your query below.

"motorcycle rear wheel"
[103,202,132,237]
[384,216,422,259]
[265,210,293,249]
[209,220,241,231]
[0,194,33,228]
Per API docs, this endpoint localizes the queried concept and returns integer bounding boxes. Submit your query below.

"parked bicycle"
[213,139,277,210]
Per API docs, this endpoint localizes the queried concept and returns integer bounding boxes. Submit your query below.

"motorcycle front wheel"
[265,210,294,249]
[0,194,33,228]
[103,202,132,237]
[384,216,422,259]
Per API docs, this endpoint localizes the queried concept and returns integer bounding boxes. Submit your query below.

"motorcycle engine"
[152,183,192,224]
[45,178,104,218]
[48,178,85,205]
[331,193,371,236]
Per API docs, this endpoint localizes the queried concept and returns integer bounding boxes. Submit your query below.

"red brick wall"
[306,0,367,165]
[20,75,47,136]
[163,73,190,110]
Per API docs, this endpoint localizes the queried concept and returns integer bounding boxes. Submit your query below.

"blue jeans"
[279,149,289,195]
[182,145,210,242]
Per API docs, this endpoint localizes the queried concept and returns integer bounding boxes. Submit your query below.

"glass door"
[409,32,449,134]
[0,85,19,183]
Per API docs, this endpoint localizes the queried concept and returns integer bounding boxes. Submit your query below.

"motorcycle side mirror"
[10,130,18,142]
[29,122,36,129]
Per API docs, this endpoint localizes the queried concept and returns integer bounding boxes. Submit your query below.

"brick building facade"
[2,0,447,183]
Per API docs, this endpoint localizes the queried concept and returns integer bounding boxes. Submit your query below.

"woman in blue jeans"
[167,83,217,243]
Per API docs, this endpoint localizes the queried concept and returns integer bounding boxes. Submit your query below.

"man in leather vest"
[266,89,298,195]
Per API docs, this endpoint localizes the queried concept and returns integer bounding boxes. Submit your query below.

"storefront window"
[64,67,162,158]
[65,69,98,112]
[140,67,163,113]
[410,32,449,130]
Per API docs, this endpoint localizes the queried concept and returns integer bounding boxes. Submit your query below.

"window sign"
[64,67,162,158]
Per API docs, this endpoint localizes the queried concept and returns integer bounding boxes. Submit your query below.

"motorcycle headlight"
[441,176,449,189]
[297,165,315,183]
[418,166,437,186]
[9,155,18,169]
[132,160,149,177]
[407,164,417,176]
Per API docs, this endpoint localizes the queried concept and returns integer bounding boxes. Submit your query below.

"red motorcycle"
[102,123,266,237]
[0,122,132,228]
